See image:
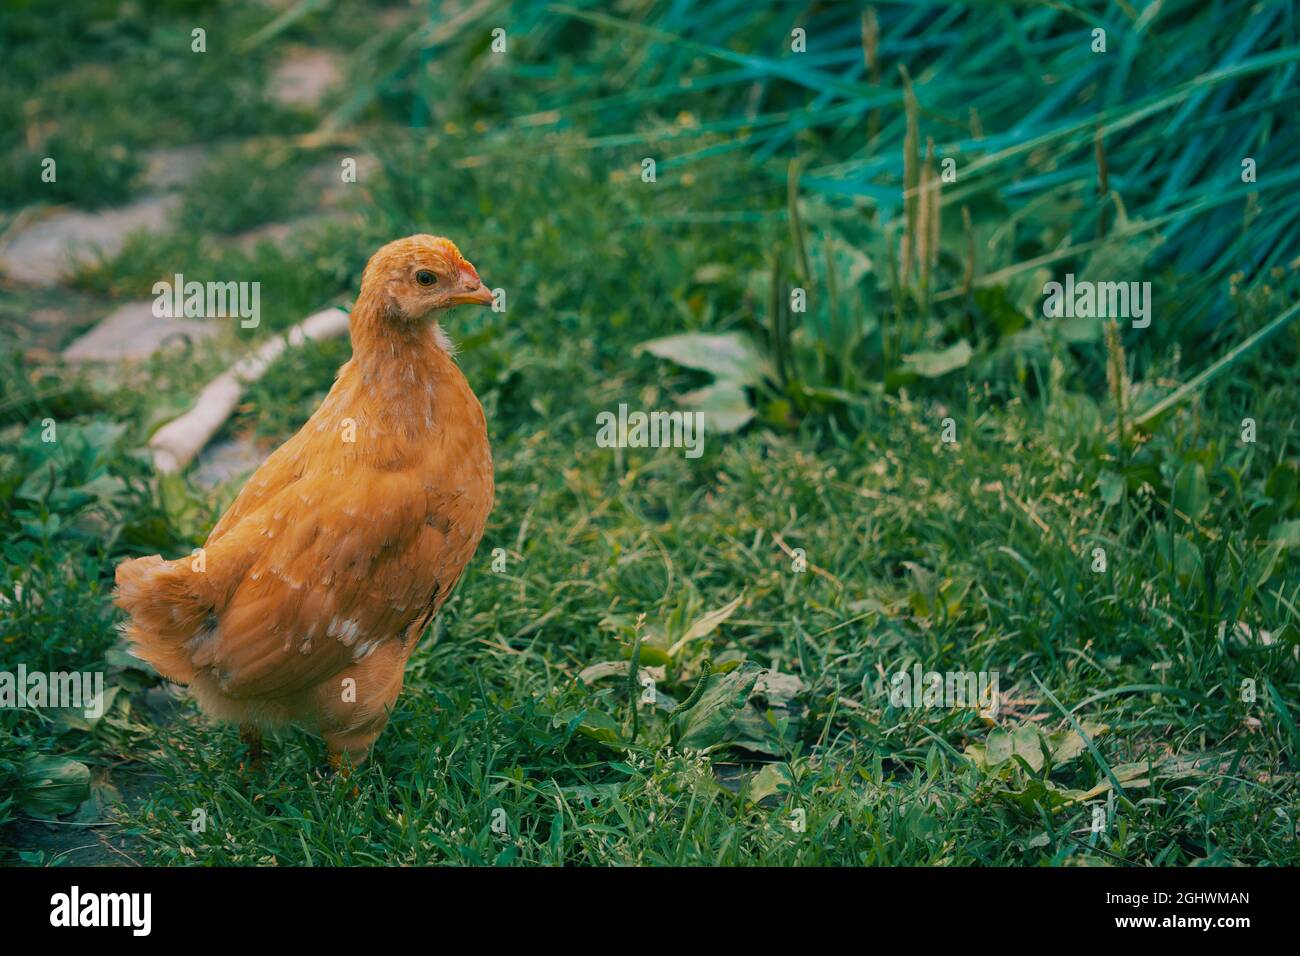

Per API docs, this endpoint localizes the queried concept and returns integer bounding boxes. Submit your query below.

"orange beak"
[449,262,494,306]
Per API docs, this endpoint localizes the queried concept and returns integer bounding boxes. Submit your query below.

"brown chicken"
[115,235,495,768]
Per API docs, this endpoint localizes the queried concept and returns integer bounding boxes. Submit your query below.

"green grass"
[7,150,1298,864]
[0,0,377,212]
[2,0,1298,867]
[178,142,322,236]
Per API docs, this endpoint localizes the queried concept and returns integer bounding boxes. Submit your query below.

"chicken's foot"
[326,752,360,798]
[239,725,264,771]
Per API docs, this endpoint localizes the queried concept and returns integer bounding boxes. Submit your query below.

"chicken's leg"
[239,725,264,771]
[326,751,362,798]
[324,725,383,797]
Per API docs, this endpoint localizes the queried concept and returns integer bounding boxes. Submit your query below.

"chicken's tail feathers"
[114,554,211,684]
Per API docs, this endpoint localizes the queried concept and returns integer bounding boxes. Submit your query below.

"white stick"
[149,307,350,473]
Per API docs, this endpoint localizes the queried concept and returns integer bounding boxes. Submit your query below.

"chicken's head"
[361,234,494,322]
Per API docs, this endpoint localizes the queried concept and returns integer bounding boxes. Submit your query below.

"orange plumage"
[115,235,495,766]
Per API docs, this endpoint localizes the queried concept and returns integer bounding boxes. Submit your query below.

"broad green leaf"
[552,707,623,746]
[52,685,121,733]
[667,593,745,658]
[1059,316,1103,343]
[902,339,973,378]
[573,709,623,746]
[1046,392,1103,436]
[753,670,806,708]
[678,381,754,434]
[105,645,159,676]
[1269,519,1300,549]
[985,728,1014,767]
[636,332,766,385]
[1098,470,1125,506]
[669,662,764,752]
[1011,723,1046,772]
[939,576,974,618]
[904,562,939,617]
[726,669,806,756]
[1176,536,1203,577]
[1080,222,1164,291]
[906,564,972,619]
[1045,721,1108,766]
[1172,462,1209,521]
[747,763,793,804]
[691,264,730,284]
[998,778,1092,813]
[577,660,666,684]
[19,755,91,818]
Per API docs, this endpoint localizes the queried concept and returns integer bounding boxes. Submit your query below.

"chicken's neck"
[339,298,462,439]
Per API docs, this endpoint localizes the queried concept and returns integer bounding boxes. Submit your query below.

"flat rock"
[312,153,378,207]
[62,300,216,362]
[192,434,263,489]
[0,194,180,287]
[142,146,207,191]
[270,49,343,108]
[230,209,357,252]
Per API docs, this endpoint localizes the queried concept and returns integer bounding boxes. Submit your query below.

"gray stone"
[0,194,180,287]
[62,300,216,362]
[230,209,357,252]
[142,146,207,191]
[192,434,263,490]
[270,49,343,108]
[312,154,377,208]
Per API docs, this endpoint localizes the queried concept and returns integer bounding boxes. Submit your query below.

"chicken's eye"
[416,270,438,287]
